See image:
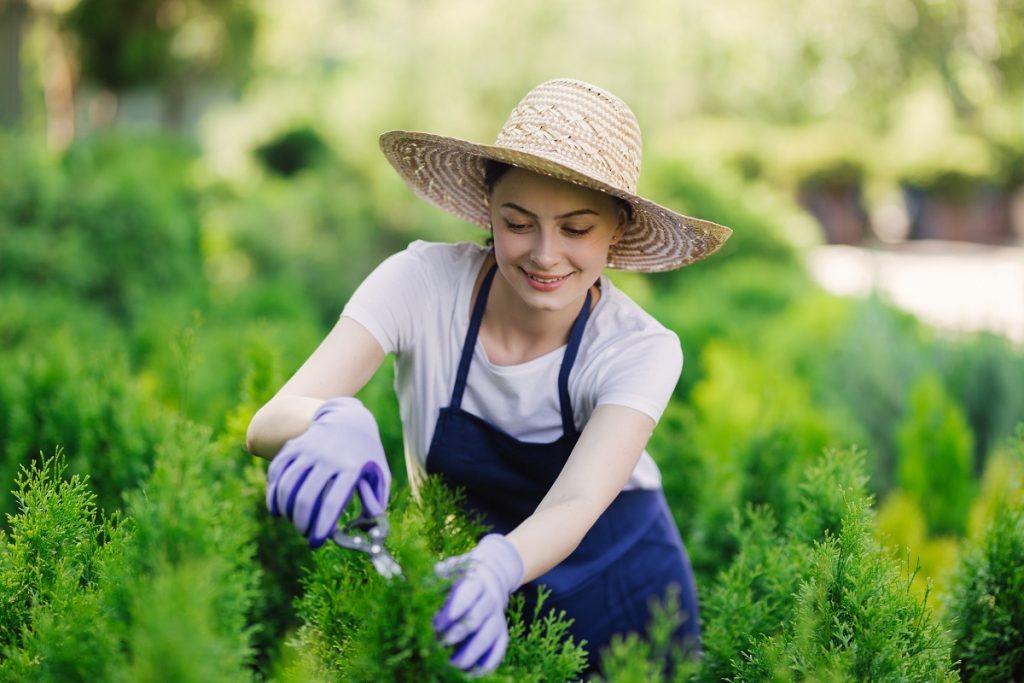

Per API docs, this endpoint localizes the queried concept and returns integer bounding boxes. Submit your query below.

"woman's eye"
[562,226,592,238]
[504,220,530,232]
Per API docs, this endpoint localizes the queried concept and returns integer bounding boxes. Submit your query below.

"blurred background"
[1,0,1023,679]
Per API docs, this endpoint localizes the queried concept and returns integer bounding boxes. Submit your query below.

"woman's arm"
[505,403,656,583]
[246,316,387,459]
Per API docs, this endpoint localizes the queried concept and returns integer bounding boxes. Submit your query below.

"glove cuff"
[312,396,367,422]
[478,533,525,593]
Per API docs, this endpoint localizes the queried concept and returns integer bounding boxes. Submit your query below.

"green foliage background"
[2,0,1024,680]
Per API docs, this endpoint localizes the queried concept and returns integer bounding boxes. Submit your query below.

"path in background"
[807,241,1024,345]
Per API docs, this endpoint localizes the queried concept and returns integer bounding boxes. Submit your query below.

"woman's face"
[488,167,627,314]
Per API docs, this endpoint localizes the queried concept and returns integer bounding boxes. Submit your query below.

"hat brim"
[379,130,732,272]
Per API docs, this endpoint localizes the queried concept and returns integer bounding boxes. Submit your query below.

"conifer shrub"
[0,333,170,522]
[0,452,129,681]
[287,478,587,681]
[820,297,929,495]
[699,506,809,682]
[938,333,1024,475]
[0,134,206,322]
[662,342,853,578]
[0,423,262,682]
[117,423,259,646]
[946,431,1024,682]
[593,589,702,683]
[896,373,975,536]
[699,448,958,682]
[0,452,105,653]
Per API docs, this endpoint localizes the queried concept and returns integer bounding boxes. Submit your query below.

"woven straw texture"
[379,79,732,272]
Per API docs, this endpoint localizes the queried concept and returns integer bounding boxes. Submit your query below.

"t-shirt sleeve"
[593,331,683,424]
[340,242,439,355]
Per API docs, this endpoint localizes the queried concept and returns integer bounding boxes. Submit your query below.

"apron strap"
[449,262,594,437]
[451,264,498,409]
[558,288,591,436]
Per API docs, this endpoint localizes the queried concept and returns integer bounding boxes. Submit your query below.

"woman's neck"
[476,262,598,366]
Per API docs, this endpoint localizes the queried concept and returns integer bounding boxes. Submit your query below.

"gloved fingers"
[307,468,361,548]
[275,459,314,520]
[434,554,470,580]
[265,448,299,515]
[360,458,391,511]
[472,626,509,677]
[433,578,484,637]
[443,587,497,646]
[450,613,506,672]
[290,464,338,537]
[356,476,385,517]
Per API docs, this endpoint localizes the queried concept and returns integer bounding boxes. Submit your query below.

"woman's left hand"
[433,534,524,676]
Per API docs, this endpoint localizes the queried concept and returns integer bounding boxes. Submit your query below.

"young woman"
[248,78,731,677]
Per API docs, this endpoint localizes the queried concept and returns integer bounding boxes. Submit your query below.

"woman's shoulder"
[585,277,683,364]
[593,278,678,339]
[404,240,488,268]
[377,240,488,292]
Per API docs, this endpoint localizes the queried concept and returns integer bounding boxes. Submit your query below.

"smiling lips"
[522,268,572,291]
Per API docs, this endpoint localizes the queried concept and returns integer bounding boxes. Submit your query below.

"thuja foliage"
[896,373,975,536]
[0,424,262,682]
[0,450,126,680]
[0,333,170,523]
[946,441,1024,683]
[699,448,958,682]
[594,588,702,683]
[282,478,586,682]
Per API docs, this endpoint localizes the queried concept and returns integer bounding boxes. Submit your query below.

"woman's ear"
[611,207,630,245]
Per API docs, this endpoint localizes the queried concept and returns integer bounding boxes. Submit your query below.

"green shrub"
[0,287,114,352]
[289,478,586,681]
[0,333,171,522]
[819,297,931,494]
[646,257,812,399]
[896,373,976,537]
[946,432,1024,682]
[206,155,410,327]
[0,424,262,682]
[699,506,808,682]
[0,452,130,682]
[0,134,206,322]
[130,306,323,432]
[643,159,800,275]
[0,452,103,653]
[699,448,957,682]
[938,333,1024,475]
[663,342,856,577]
[593,588,701,683]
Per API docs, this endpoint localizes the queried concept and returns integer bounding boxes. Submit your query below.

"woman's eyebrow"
[500,202,600,219]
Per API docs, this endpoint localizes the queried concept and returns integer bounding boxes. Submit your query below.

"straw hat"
[379,78,732,272]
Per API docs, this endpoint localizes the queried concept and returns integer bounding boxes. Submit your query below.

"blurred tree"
[0,0,29,126]
[63,0,256,128]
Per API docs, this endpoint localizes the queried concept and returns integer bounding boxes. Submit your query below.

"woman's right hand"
[265,396,391,548]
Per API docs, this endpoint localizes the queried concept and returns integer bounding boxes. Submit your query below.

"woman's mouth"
[522,269,571,291]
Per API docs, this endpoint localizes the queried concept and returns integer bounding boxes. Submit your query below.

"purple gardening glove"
[266,396,390,548]
[433,534,525,677]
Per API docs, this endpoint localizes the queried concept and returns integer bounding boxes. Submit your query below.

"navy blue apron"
[425,264,700,674]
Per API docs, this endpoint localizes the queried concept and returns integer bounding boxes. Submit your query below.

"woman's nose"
[530,229,561,269]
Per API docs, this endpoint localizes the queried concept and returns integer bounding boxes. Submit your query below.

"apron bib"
[425,264,700,672]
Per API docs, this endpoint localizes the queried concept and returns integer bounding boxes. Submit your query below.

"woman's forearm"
[246,394,326,460]
[506,495,605,584]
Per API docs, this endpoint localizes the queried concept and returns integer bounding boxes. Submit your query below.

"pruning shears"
[331,512,403,579]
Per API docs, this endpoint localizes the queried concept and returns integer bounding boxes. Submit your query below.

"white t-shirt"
[341,240,682,491]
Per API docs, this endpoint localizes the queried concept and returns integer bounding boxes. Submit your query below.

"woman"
[248,78,731,676]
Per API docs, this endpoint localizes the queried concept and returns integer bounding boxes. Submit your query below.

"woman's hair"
[484,159,513,194]
[483,159,634,222]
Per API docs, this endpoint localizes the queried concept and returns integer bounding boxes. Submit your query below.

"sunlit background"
[1,1,1023,680]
